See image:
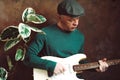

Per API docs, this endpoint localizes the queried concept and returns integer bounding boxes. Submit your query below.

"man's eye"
[68,19,73,22]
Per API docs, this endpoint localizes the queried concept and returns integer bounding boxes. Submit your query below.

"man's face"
[59,15,80,31]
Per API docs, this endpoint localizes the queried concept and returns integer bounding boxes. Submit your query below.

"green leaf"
[22,7,46,24]
[26,14,46,24]
[0,67,8,80]
[22,7,36,22]
[36,14,47,23]
[4,38,21,51]
[6,55,13,71]
[18,23,31,39]
[0,26,19,41]
[15,48,24,61]
[23,37,30,43]
[25,25,45,34]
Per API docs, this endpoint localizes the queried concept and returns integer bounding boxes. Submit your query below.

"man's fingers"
[98,60,109,72]
[54,63,66,75]
[103,58,107,61]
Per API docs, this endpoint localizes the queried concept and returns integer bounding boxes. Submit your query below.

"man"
[23,0,108,79]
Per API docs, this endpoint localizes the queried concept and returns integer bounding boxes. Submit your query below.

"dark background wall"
[0,0,120,80]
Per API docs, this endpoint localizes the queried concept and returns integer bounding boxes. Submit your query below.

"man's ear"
[57,14,61,19]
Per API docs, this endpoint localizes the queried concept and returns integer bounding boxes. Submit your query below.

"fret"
[73,59,120,72]
[107,59,120,66]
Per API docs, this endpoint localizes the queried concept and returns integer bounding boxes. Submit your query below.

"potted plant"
[0,7,46,80]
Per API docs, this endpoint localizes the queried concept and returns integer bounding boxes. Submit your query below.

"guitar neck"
[73,59,120,72]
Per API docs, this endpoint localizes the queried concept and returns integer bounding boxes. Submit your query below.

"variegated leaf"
[0,26,19,41]
[24,24,45,34]
[0,67,8,80]
[4,38,21,51]
[23,37,30,43]
[15,48,24,61]
[18,23,31,39]
[6,56,13,71]
[26,14,46,24]
[22,7,36,22]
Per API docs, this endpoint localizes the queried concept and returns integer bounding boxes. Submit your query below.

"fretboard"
[73,59,120,72]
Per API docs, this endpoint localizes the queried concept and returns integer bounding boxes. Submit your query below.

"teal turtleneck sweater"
[24,24,84,75]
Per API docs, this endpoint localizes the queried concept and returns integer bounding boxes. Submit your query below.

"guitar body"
[33,54,86,80]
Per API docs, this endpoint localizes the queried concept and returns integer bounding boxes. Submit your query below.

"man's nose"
[73,20,79,26]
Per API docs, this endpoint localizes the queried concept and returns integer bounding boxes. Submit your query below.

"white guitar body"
[33,54,86,80]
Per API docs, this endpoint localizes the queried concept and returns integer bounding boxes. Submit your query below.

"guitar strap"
[76,73,84,79]
[79,59,88,64]
[48,70,53,77]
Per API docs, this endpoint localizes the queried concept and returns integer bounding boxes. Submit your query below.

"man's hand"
[96,58,109,72]
[54,63,66,75]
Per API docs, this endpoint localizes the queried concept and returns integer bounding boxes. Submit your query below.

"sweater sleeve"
[23,33,56,75]
[79,33,85,53]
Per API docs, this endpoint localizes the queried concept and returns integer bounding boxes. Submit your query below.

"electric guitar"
[33,54,120,80]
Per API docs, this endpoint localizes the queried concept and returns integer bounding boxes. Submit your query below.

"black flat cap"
[57,0,85,17]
